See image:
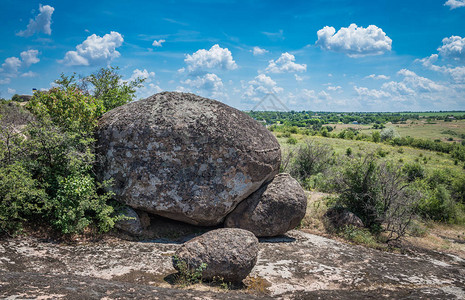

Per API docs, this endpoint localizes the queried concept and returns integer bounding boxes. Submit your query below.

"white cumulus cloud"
[20,49,40,67]
[252,46,268,56]
[265,52,306,73]
[184,44,237,74]
[8,88,16,94]
[17,4,55,37]
[0,78,11,85]
[152,39,165,47]
[59,31,124,66]
[182,73,224,93]
[438,36,465,61]
[128,68,155,82]
[444,0,465,9]
[365,74,390,80]
[417,54,465,83]
[316,24,392,57]
[21,71,38,77]
[243,74,283,101]
[0,57,22,75]
[0,49,40,81]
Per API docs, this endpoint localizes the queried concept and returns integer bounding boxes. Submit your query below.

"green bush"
[333,156,418,241]
[27,87,104,134]
[380,127,399,141]
[287,137,297,144]
[403,163,425,182]
[0,163,47,235]
[0,67,142,235]
[51,173,116,233]
[288,139,332,182]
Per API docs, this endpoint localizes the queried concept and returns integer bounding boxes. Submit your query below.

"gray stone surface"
[225,173,307,237]
[96,92,281,226]
[114,206,143,236]
[174,228,259,282]
[324,207,364,229]
[1,230,464,299]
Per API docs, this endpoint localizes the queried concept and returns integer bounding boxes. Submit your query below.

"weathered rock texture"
[114,206,144,236]
[324,207,364,229]
[174,228,259,282]
[96,92,281,226]
[225,173,307,237]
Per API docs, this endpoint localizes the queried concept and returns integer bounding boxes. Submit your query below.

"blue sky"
[1,0,465,111]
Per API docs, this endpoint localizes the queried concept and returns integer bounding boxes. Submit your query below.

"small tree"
[287,139,332,181]
[334,155,418,242]
[380,127,399,141]
[85,67,144,112]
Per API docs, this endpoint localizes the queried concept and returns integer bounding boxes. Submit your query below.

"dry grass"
[405,223,465,258]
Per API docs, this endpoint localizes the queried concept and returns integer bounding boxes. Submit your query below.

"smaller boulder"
[224,173,307,237]
[173,228,258,282]
[114,207,144,236]
[324,207,364,229]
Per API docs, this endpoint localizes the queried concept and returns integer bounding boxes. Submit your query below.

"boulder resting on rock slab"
[224,173,307,237]
[96,92,281,226]
[173,228,259,282]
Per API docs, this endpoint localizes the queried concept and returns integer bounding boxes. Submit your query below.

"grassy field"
[276,133,464,175]
[399,111,465,117]
[326,119,465,143]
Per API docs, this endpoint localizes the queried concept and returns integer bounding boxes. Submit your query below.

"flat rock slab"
[1,231,464,299]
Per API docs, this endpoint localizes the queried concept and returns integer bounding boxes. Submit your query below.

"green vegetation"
[0,67,144,235]
[172,255,207,287]
[280,132,465,242]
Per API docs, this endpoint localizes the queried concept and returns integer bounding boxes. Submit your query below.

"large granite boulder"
[96,92,281,226]
[173,228,259,282]
[225,173,307,237]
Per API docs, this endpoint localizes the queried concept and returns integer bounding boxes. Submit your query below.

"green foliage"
[346,147,352,156]
[172,255,208,287]
[333,156,418,241]
[0,67,142,235]
[0,163,47,235]
[287,137,297,144]
[27,87,104,134]
[403,162,425,182]
[86,67,144,112]
[287,139,333,182]
[51,173,116,234]
[380,127,399,141]
[340,225,377,247]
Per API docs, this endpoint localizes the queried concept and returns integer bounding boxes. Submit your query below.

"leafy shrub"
[287,137,297,144]
[51,173,116,234]
[0,67,142,235]
[287,139,332,182]
[27,87,104,134]
[333,156,418,241]
[340,225,377,247]
[403,163,425,182]
[172,255,207,287]
[85,67,144,112]
[380,127,399,141]
[0,163,47,235]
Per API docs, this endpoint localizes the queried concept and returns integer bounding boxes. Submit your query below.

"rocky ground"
[1,229,464,299]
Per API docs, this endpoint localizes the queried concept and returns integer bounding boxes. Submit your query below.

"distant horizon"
[1,0,465,112]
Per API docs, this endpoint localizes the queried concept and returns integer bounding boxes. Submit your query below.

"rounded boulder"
[173,228,259,282]
[224,173,307,237]
[96,92,281,226]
